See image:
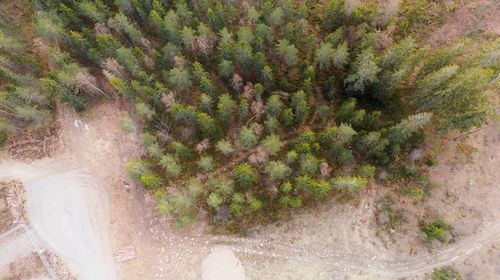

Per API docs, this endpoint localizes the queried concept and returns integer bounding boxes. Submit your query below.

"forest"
[0,0,498,231]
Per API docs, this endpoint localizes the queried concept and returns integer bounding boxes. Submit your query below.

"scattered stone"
[409,148,425,161]
[378,171,389,181]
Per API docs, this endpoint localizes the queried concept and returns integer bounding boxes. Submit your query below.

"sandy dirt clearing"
[0,232,32,273]
[201,246,246,280]
[0,161,117,280]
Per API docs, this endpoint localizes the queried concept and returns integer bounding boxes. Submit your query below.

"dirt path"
[207,220,500,278]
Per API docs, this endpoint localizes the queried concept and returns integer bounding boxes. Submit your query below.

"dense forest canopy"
[0,0,498,230]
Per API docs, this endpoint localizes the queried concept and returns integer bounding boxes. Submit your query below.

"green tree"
[315,42,335,71]
[299,154,320,175]
[218,59,234,80]
[276,39,299,67]
[111,12,143,44]
[248,196,263,211]
[291,91,309,123]
[239,126,258,149]
[322,0,345,32]
[180,26,196,50]
[216,139,234,155]
[264,161,291,181]
[207,192,223,209]
[197,112,221,140]
[159,154,182,178]
[414,67,493,132]
[357,164,376,178]
[167,67,192,92]
[333,41,350,70]
[421,219,449,243]
[170,141,195,161]
[234,163,258,188]
[197,155,215,172]
[387,113,432,151]
[265,95,284,117]
[345,48,380,94]
[217,93,237,124]
[358,131,389,160]
[262,134,282,156]
[268,7,284,27]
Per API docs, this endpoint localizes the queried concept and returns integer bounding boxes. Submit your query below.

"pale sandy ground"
[201,246,246,280]
[0,233,32,273]
[0,162,117,279]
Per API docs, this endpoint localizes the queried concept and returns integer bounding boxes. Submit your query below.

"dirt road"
[0,161,117,280]
[209,220,500,278]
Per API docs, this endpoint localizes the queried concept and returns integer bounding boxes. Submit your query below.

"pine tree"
[345,47,380,94]
[265,95,284,117]
[239,126,258,149]
[217,93,237,124]
[415,67,493,132]
[216,139,234,155]
[322,0,345,32]
[159,154,182,178]
[315,42,335,71]
[197,155,215,172]
[276,39,299,67]
[234,163,258,188]
[387,113,432,150]
[111,12,143,44]
[262,134,282,156]
[264,161,291,181]
[357,131,389,160]
[197,112,221,140]
[167,67,192,92]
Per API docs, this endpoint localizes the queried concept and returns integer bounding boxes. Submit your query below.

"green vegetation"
[1,0,497,230]
[432,267,462,280]
[421,219,450,243]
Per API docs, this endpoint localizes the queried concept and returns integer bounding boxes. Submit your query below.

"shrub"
[421,219,449,242]
[406,187,425,200]
[119,115,134,133]
[432,267,462,280]
[140,173,163,189]
[248,197,263,211]
[175,213,196,228]
[330,176,368,191]
[124,160,151,180]
[357,164,376,178]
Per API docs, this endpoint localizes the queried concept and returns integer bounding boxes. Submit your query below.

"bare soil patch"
[428,0,500,45]
[45,253,77,280]
[0,253,45,280]
[6,125,60,163]
[0,180,27,230]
